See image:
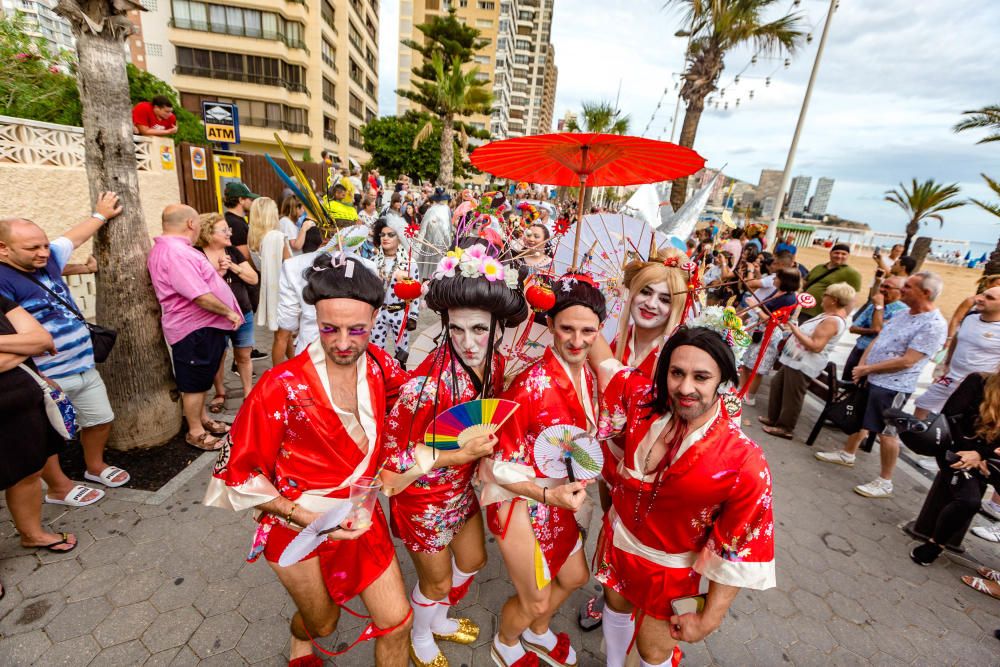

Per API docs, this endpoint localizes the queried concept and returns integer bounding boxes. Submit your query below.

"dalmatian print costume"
[371,252,420,356]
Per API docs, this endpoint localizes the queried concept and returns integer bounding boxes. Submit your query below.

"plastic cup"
[343,476,382,529]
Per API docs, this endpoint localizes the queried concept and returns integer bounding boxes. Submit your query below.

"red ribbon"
[738,303,798,398]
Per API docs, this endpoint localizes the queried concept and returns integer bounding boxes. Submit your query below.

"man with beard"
[481,274,604,667]
[204,254,412,667]
[588,324,775,667]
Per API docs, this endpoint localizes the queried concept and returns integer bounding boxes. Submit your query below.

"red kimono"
[482,348,598,588]
[610,326,659,379]
[381,348,504,552]
[594,367,775,619]
[605,328,659,485]
[204,340,409,605]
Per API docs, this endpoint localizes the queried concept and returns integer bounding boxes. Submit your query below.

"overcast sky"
[379,0,1000,245]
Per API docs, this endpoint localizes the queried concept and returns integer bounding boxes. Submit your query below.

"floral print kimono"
[594,367,776,619]
[381,347,505,552]
[482,348,598,588]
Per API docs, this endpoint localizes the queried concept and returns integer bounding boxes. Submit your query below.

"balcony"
[349,136,364,149]
[170,18,308,52]
[323,93,339,108]
[241,115,311,136]
[324,130,338,142]
[173,66,309,96]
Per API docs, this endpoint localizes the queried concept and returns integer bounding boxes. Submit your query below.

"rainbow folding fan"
[424,399,520,451]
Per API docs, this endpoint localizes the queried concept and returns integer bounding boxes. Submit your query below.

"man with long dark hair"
[587,323,776,667]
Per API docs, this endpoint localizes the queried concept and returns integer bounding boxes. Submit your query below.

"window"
[349,92,364,118]
[170,0,306,49]
[321,0,335,30]
[366,107,376,123]
[474,55,490,65]
[348,21,363,50]
[145,42,163,56]
[365,77,375,96]
[349,125,363,149]
[349,58,363,85]
[476,19,492,28]
[514,54,530,64]
[180,93,310,134]
[322,38,336,68]
[323,77,338,107]
[477,1,495,9]
[324,116,337,142]
[515,39,531,51]
[365,47,377,71]
[475,72,489,82]
[174,46,308,94]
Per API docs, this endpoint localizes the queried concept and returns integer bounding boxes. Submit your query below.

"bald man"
[0,192,127,506]
[148,204,242,451]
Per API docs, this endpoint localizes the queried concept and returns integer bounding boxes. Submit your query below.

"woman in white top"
[248,197,290,333]
[277,195,314,256]
[760,282,856,439]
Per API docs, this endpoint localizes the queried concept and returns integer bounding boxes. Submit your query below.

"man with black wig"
[482,273,605,667]
[587,325,776,667]
[205,253,413,667]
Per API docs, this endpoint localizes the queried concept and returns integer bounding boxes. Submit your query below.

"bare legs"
[8,471,77,550]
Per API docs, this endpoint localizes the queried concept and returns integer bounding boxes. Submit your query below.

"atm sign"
[201,102,240,145]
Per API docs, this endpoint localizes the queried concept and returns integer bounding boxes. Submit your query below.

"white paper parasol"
[533,424,603,482]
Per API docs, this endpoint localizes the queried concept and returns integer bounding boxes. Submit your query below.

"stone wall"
[0,116,181,318]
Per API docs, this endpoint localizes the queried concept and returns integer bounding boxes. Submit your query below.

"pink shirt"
[147,235,242,344]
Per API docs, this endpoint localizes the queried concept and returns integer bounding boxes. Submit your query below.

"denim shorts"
[226,310,255,349]
[862,384,910,435]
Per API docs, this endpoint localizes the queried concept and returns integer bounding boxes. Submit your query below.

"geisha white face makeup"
[447,308,495,371]
[630,281,672,331]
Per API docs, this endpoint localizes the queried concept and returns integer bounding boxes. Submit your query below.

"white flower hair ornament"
[432,246,520,290]
[685,306,752,366]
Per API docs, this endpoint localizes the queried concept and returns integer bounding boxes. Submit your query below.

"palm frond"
[413,120,434,150]
[954,105,1000,144]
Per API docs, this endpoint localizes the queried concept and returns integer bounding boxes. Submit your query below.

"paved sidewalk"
[2,342,999,665]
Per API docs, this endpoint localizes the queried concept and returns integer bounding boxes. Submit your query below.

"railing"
[324,130,338,142]
[0,115,153,171]
[239,116,311,136]
[169,18,308,52]
[173,65,309,96]
[322,92,339,108]
[349,136,363,149]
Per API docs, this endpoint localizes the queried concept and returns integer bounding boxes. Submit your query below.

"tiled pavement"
[2,327,1000,666]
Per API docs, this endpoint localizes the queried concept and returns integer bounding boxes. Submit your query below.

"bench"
[804,361,877,451]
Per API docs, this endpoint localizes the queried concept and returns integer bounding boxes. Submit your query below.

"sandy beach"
[795,245,985,321]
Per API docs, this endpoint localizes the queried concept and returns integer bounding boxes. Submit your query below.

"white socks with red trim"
[639,652,676,667]
[602,607,635,667]
[431,558,477,635]
[494,634,527,664]
[522,627,577,664]
[410,585,443,663]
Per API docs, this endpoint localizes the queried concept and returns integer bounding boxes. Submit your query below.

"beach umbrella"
[470,133,705,266]
[964,250,972,261]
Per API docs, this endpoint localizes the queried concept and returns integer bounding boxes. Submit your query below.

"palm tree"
[954,104,1000,144]
[565,101,630,134]
[565,101,630,208]
[665,0,805,212]
[968,173,1000,275]
[54,0,181,449]
[884,179,965,255]
[410,52,492,188]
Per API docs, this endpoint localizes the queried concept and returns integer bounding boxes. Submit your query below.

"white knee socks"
[602,607,635,667]
[432,558,477,634]
[640,651,677,667]
[410,585,443,663]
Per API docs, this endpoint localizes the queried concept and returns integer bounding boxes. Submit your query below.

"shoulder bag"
[18,363,78,440]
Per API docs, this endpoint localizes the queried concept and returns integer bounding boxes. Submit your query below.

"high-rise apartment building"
[755,169,783,205]
[398,0,557,139]
[808,177,835,216]
[2,0,74,53]
[786,175,811,215]
[138,0,378,163]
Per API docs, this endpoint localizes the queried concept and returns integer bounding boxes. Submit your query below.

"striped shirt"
[0,237,94,378]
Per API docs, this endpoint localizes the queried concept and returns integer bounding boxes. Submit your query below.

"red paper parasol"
[470,133,705,265]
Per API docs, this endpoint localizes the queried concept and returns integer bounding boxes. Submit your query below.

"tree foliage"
[0,14,204,142]
[361,111,469,182]
[565,101,630,134]
[954,104,1000,144]
[884,178,965,254]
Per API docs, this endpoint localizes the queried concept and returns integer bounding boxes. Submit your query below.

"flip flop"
[758,416,775,427]
[761,425,794,440]
[186,432,223,451]
[202,419,231,435]
[84,465,130,488]
[24,532,77,553]
[44,484,105,507]
[962,575,1000,600]
[977,566,1000,583]
[208,393,227,414]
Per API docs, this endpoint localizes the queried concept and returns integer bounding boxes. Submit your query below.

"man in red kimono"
[204,253,412,667]
[482,274,605,667]
[589,325,775,667]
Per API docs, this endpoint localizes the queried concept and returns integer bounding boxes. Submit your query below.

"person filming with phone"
[587,321,775,667]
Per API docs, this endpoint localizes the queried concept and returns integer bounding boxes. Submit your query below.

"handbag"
[18,363,78,440]
[825,381,868,435]
[1,265,117,362]
[883,408,953,457]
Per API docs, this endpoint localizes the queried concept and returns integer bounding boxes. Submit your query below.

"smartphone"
[670,595,706,616]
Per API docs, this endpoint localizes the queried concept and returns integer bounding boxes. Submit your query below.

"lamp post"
[764,0,839,249]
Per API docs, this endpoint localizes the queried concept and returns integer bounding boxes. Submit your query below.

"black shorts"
[172,328,228,393]
[861,384,910,435]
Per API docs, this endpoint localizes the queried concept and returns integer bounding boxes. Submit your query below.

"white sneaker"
[743,395,757,407]
[854,478,893,498]
[814,451,856,467]
[971,524,1000,543]
[982,499,1000,521]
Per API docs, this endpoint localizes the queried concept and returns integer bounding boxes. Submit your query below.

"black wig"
[302,254,384,309]
[646,326,739,415]
[547,275,607,323]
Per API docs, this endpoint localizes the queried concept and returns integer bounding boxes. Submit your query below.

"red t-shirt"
[132,101,176,132]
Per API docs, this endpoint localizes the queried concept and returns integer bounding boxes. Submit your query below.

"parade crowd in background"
[2,163,1000,666]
